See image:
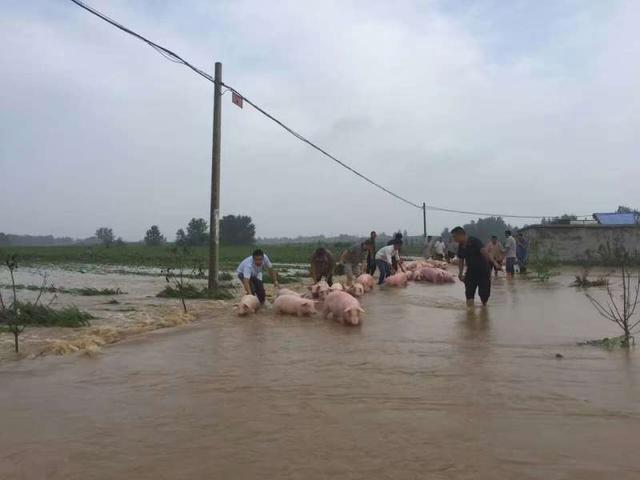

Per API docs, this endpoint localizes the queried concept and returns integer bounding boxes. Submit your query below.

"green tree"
[616,205,640,216]
[541,214,577,225]
[186,218,209,246]
[95,227,115,248]
[440,228,451,243]
[144,225,166,246]
[175,229,187,247]
[462,217,514,243]
[220,215,256,245]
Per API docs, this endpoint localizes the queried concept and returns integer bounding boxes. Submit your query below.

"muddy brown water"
[1,274,639,479]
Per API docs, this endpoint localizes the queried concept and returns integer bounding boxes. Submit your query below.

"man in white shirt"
[503,230,517,277]
[433,238,445,260]
[236,249,279,304]
[375,240,403,285]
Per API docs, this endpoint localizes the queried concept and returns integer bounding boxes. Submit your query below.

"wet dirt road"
[1,276,639,479]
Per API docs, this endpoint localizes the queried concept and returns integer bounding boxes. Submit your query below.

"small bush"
[70,287,125,296]
[219,271,233,281]
[15,302,93,328]
[529,246,558,282]
[157,284,234,300]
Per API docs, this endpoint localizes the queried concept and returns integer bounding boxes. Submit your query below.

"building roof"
[593,213,638,225]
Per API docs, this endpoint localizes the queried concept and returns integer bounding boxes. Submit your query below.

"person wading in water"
[452,226,499,308]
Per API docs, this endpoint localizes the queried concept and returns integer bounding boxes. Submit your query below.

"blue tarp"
[593,213,638,225]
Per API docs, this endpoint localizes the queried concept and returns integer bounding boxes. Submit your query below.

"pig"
[308,280,331,299]
[355,273,375,292]
[329,282,345,291]
[417,267,455,284]
[346,282,365,298]
[275,287,301,298]
[406,270,415,281]
[384,272,408,287]
[310,247,334,285]
[274,295,317,317]
[322,291,365,326]
[234,295,261,316]
[403,261,419,271]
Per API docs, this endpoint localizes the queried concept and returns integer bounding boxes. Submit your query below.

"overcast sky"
[1,0,639,240]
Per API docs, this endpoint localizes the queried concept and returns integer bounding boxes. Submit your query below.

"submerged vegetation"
[584,250,640,348]
[157,284,234,300]
[14,302,93,327]
[0,255,94,353]
[571,268,609,288]
[528,246,559,282]
[0,284,126,296]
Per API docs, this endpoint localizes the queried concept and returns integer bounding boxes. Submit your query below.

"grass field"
[1,243,425,269]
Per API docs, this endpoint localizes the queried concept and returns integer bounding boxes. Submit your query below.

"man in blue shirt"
[236,249,279,304]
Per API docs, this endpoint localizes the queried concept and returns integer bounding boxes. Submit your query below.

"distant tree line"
[173,215,256,247]
[440,216,515,244]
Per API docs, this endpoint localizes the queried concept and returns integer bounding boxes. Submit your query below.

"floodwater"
[1,274,639,479]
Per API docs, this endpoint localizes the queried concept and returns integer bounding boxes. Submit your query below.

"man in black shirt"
[452,226,499,307]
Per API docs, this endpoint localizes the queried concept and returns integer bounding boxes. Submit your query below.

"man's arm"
[481,247,499,269]
[339,250,349,264]
[458,258,465,281]
[268,268,279,287]
[242,277,252,295]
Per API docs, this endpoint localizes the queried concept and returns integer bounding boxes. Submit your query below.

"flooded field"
[1,268,639,479]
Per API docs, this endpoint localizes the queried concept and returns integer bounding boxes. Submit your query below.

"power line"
[66,0,582,220]
[67,0,421,210]
[68,0,215,83]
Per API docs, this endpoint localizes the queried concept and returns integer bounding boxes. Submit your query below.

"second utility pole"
[422,202,427,238]
[208,61,222,290]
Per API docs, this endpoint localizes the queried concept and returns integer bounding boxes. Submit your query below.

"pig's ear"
[358,307,365,313]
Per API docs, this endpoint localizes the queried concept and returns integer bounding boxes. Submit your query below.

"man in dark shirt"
[451,226,499,307]
[366,231,377,275]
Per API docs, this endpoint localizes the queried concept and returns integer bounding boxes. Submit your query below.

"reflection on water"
[1,271,639,479]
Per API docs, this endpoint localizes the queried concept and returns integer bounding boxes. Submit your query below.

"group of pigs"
[234,260,454,326]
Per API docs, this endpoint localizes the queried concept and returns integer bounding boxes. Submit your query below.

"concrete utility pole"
[422,202,427,238]
[208,61,222,290]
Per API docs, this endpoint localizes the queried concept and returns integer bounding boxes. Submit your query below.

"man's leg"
[506,258,515,277]
[478,274,491,306]
[464,276,479,308]
[250,276,266,304]
[376,260,388,285]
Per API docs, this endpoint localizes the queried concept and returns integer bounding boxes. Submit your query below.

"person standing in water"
[486,235,505,277]
[366,231,377,275]
[433,237,446,261]
[452,226,498,307]
[516,232,529,274]
[504,230,517,277]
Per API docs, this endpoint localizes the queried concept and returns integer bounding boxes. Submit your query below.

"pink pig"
[384,272,408,287]
[322,291,365,326]
[275,287,301,298]
[346,282,365,298]
[274,295,317,317]
[308,280,331,299]
[418,267,455,284]
[234,295,261,316]
[355,274,375,292]
[329,282,345,291]
[406,270,415,281]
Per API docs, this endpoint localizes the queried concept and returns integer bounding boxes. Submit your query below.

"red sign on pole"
[232,92,243,108]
